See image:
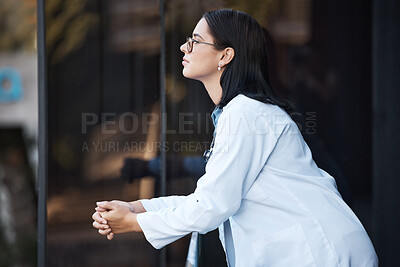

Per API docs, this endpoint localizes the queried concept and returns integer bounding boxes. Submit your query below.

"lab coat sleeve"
[136,106,279,249]
[139,195,193,212]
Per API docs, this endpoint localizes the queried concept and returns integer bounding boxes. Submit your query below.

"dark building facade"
[37,0,400,266]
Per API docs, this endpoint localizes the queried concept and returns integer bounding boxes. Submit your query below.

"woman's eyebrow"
[193,33,204,40]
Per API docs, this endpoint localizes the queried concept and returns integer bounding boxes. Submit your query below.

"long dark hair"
[203,9,291,113]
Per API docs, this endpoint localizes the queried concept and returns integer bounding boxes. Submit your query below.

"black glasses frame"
[186,36,216,53]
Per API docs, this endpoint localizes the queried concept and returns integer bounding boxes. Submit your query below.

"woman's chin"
[182,68,191,78]
[182,68,201,80]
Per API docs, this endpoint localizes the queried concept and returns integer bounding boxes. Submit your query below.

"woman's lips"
[182,58,189,65]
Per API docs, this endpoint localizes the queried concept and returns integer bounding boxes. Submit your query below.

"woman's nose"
[180,43,187,53]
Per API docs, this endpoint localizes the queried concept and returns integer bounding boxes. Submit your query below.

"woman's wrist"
[127,212,142,232]
[126,202,135,212]
[129,200,146,213]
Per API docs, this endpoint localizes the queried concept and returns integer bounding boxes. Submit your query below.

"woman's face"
[180,18,221,81]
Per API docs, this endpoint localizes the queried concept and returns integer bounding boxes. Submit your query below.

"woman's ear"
[219,47,235,67]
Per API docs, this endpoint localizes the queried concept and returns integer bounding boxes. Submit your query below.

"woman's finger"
[95,207,108,212]
[92,221,109,230]
[107,232,114,240]
[92,211,107,224]
[98,228,112,236]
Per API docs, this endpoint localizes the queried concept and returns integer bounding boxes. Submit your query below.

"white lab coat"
[137,94,378,266]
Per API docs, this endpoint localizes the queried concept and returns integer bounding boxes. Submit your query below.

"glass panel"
[45,0,161,265]
[0,0,38,266]
[164,0,372,265]
[41,0,373,265]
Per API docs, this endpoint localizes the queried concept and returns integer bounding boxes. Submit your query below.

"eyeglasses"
[186,36,216,53]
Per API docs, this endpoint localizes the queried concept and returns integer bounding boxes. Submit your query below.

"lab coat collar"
[212,94,246,129]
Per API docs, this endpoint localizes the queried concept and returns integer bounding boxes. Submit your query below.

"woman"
[92,9,378,266]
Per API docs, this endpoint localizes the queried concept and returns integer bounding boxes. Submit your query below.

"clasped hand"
[92,200,142,240]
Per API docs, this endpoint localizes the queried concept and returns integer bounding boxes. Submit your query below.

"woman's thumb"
[96,201,115,210]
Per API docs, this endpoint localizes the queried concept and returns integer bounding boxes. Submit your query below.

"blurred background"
[0,0,399,266]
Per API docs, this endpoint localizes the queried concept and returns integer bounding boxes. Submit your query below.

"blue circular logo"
[0,67,23,103]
